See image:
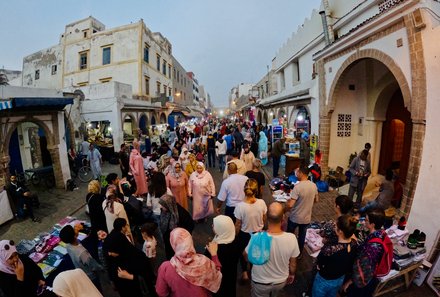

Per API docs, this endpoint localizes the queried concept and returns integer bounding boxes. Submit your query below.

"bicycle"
[71,155,93,183]
[15,170,32,187]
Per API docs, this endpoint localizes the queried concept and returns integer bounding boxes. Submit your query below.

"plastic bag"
[248,232,272,265]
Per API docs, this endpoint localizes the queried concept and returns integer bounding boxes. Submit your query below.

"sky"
[0,0,321,106]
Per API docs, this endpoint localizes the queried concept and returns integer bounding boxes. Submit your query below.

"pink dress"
[129,149,148,195]
[166,172,189,211]
[188,171,216,220]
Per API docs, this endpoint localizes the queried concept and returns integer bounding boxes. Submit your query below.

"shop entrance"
[378,90,412,182]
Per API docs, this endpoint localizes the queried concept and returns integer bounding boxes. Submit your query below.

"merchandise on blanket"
[29,252,47,263]
[272,190,290,203]
[35,235,61,254]
[269,177,284,191]
[16,239,38,255]
[38,263,56,278]
[53,244,68,255]
[308,222,323,230]
[386,225,409,240]
[43,251,64,267]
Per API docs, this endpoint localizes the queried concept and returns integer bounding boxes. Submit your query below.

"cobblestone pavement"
[0,161,434,297]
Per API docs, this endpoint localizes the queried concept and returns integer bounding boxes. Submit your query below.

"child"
[141,222,158,260]
[59,224,103,291]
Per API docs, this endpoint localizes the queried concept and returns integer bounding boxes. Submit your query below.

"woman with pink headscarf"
[130,139,148,196]
[0,240,46,297]
[156,228,222,297]
[188,162,216,221]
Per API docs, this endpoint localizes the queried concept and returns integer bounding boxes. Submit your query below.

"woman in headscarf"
[104,218,157,297]
[179,147,190,169]
[240,144,256,172]
[129,139,148,196]
[205,216,240,297]
[158,154,172,176]
[258,131,269,166]
[185,153,198,176]
[52,268,102,297]
[159,195,194,259]
[156,228,222,297]
[166,162,189,211]
[102,185,132,240]
[188,162,216,222]
[0,240,46,297]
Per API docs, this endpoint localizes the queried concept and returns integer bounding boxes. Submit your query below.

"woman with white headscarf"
[188,162,216,221]
[166,162,190,211]
[179,147,190,169]
[53,268,102,297]
[0,240,46,297]
[205,215,240,297]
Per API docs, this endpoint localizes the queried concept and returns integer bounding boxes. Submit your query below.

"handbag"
[248,231,272,265]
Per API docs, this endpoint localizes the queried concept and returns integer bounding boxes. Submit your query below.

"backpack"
[369,232,393,277]
[247,232,272,265]
[196,152,204,162]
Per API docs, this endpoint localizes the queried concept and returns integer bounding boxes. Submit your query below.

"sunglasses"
[4,240,15,250]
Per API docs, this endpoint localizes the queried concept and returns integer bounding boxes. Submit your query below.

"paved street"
[0,161,434,297]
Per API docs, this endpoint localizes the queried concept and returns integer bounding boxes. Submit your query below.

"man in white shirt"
[287,166,319,256]
[216,162,248,221]
[223,150,247,179]
[245,202,299,297]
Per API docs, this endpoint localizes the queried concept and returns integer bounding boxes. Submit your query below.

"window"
[102,47,111,65]
[168,64,171,78]
[173,68,176,79]
[156,55,160,71]
[83,30,88,38]
[144,45,149,63]
[162,59,166,75]
[164,85,167,95]
[177,71,180,83]
[292,61,300,85]
[35,70,40,80]
[156,81,161,95]
[99,77,112,83]
[79,51,88,70]
[337,114,352,137]
[168,87,172,96]
[51,65,57,75]
[145,76,150,95]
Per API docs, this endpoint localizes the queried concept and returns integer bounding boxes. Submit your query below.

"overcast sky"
[0,0,321,106]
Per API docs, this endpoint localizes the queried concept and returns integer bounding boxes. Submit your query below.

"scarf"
[0,240,18,274]
[213,215,235,244]
[53,268,103,297]
[159,194,179,234]
[170,162,183,179]
[195,162,207,179]
[170,228,222,293]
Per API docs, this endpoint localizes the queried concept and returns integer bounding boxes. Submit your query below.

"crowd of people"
[1,119,395,297]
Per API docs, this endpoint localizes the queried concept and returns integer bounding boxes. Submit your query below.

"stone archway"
[319,49,425,216]
[1,116,66,188]
[122,113,137,137]
[139,113,149,134]
[257,109,262,124]
[160,112,167,124]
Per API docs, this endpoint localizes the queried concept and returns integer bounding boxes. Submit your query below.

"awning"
[0,100,12,111]
[13,97,74,108]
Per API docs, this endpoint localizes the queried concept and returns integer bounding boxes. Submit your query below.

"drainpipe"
[319,0,334,45]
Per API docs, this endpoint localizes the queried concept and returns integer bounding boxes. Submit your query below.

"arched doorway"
[123,115,135,137]
[151,115,156,126]
[257,110,262,124]
[8,122,52,174]
[263,111,268,124]
[326,57,412,184]
[294,106,310,134]
[160,113,166,124]
[139,114,149,134]
[378,90,412,182]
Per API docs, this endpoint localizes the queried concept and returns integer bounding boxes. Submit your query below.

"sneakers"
[407,229,426,249]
